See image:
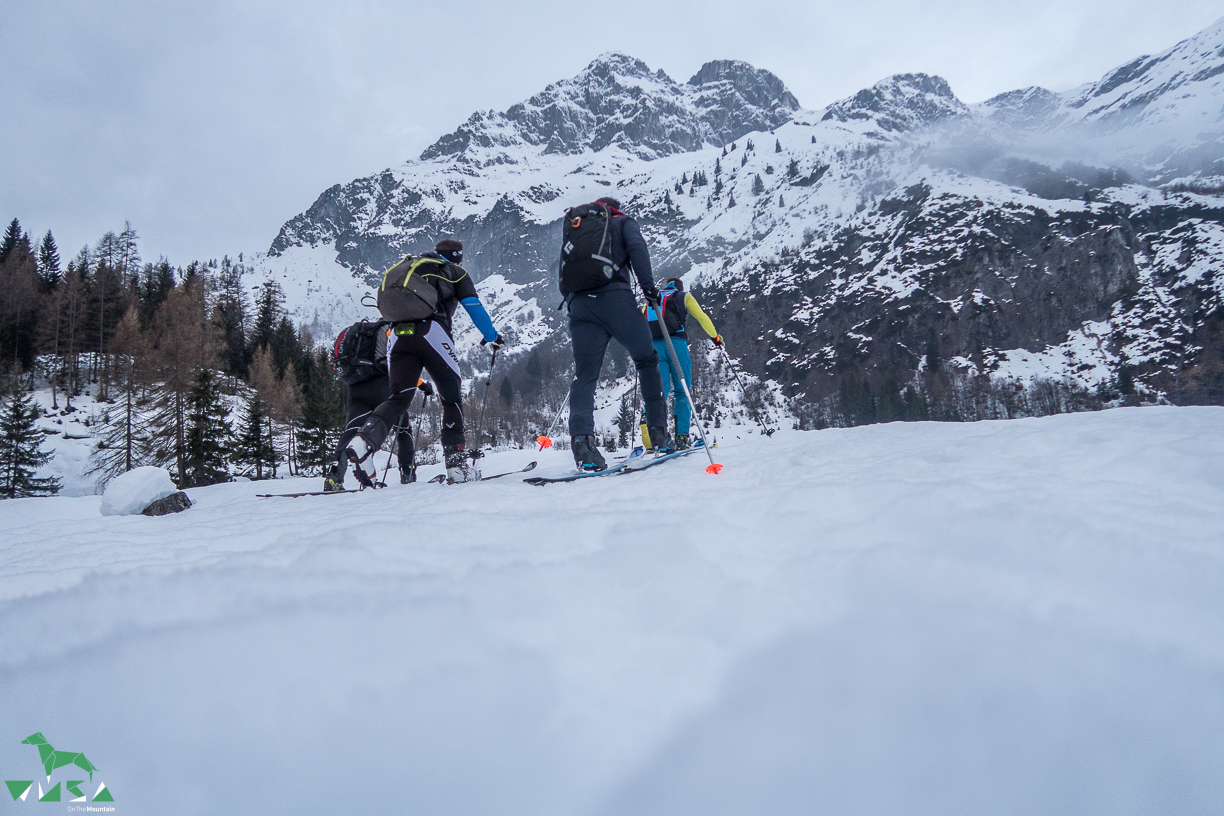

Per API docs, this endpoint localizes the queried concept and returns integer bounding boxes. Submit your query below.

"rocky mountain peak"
[976,86,1061,130]
[419,53,799,163]
[821,73,967,133]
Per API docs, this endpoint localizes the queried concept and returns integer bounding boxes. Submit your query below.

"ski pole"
[717,344,775,437]
[471,347,498,477]
[652,309,722,474]
[537,401,567,449]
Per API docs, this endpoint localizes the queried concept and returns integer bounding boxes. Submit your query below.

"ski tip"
[536,436,553,450]
[705,463,724,475]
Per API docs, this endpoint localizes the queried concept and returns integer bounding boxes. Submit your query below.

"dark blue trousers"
[567,288,666,436]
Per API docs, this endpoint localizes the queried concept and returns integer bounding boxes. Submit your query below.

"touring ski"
[479,461,537,481]
[617,444,703,474]
[524,448,645,485]
[258,489,360,498]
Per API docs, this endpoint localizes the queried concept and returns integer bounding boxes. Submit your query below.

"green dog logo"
[20,732,98,781]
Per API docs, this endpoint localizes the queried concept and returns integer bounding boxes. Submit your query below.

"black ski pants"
[362,320,465,451]
[567,288,666,436]
[332,376,414,478]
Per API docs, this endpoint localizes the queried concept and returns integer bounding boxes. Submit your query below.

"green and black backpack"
[377,254,446,322]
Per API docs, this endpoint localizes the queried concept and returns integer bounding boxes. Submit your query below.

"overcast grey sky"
[1,0,1220,265]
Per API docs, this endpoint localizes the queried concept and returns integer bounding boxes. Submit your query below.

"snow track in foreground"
[1,407,1222,815]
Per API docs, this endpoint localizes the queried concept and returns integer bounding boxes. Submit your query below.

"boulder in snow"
[100,467,181,516]
[141,491,192,516]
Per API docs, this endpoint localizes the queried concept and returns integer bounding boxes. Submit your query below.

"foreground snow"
[1,407,1222,814]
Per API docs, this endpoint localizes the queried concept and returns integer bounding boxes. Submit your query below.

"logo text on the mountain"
[4,732,115,804]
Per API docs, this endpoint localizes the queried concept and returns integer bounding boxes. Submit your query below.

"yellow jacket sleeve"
[684,293,718,338]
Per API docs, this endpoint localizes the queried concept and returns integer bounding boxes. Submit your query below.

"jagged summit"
[821,73,968,133]
[419,53,799,162]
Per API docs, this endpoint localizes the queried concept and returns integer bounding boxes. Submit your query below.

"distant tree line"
[0,216,346,492]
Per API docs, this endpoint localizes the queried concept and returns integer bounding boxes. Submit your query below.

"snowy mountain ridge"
[253,18,1224,412]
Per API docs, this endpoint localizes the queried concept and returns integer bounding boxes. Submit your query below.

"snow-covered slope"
[1,407,1222,813]
[254,19,1224,410]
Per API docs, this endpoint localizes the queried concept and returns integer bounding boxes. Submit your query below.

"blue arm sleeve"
[460,297,499,342]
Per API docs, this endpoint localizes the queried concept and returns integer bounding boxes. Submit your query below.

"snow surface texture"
[98,466,179,516]
[1,407,1222,814]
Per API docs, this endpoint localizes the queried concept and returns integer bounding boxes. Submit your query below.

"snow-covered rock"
[99,466,179,516]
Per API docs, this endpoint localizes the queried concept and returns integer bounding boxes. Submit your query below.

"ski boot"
[674,433,690,451]
[345,436,378,489]
[444,444,470,484]
[647,426,675,455]
[571,435,607,472]
[400,465,417,484]
[322,461,345,493]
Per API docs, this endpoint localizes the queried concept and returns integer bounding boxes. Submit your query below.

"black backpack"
[377,255,445,322]
[647,291,686,339]
[332,320,387,385]
[560,203,618,293]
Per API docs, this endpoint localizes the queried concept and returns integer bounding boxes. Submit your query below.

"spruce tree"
[775,138,782,153]
[0,218,21,264]
[0,390,61,498]
[232,388,275,480]
[213,256,250,380]
[138,259,176,329]
[183,369,232,486]
[250,280,284,353]
[615,395,633,448]
[752,174,765,195]
[37,231,61,290]
[499,376,514,407]
[296,348,344,475]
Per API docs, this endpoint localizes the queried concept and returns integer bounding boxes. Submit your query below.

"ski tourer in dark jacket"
[559,200,657,301]
[346,239,505,485]
[562,197,672,471]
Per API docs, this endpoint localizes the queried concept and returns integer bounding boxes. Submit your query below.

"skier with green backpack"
[344,239,506,485]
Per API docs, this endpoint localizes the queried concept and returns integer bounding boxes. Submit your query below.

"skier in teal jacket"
[640,277,722,450]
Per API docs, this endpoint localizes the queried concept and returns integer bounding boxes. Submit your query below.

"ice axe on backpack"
[650,302,722,474]
[716,344,775,437]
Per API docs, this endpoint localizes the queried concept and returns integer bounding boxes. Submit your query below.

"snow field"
[0,407,1222,814]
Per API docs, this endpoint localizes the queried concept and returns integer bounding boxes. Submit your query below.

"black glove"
[481,334,507,351]
[643,287,661,309]
[712,335,724,347]
[418,381,435,398]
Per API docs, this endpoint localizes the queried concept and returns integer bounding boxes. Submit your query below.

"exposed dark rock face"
[821,74,968,133]
[419,54,798,163]
[142,491,192,516]
[695,186,1224,406]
